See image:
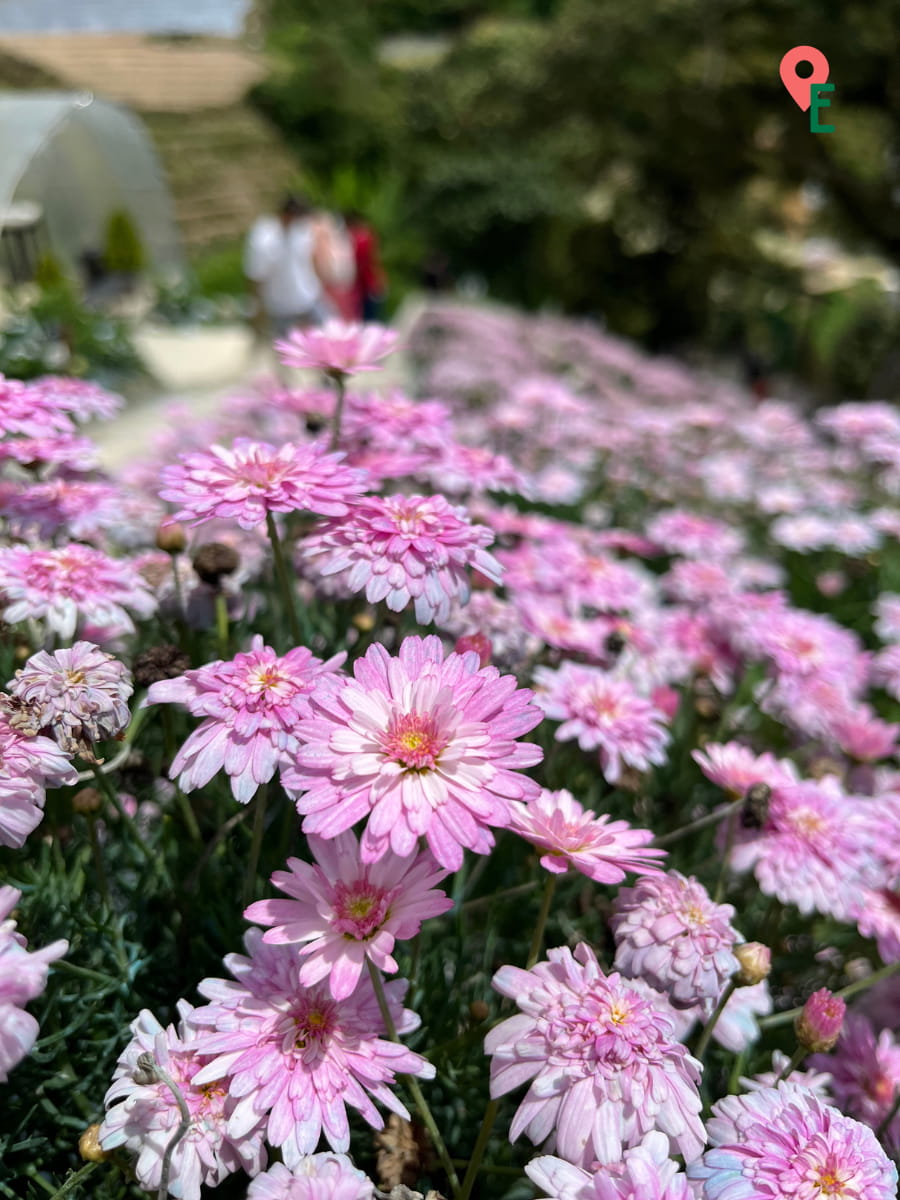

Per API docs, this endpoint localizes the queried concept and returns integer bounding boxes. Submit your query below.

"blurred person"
[311,208,357,321]
[345,209,387,321]
[244,193,329,339]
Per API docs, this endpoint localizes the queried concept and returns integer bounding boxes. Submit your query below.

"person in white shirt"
[244,194,331,338]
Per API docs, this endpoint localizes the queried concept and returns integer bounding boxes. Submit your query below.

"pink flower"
[244,831,453,999]
[99,1001,266,1200]
[0,375,75,437]
[284,635,542,870]
[0,712,78,848]
[811,1014,900,1153]
[248,1156,373,1200]
[827,705,900,763]
[486,943,705,1167]
[191,929,433,1166]
[796,988,846,1053]
[611,871,740,1009]
[509,788,665,883]
[302,493,502,625]
[146,636,344,804]
[692,742,798,797]
[645,510,744,560]
[0,886,68,1082]
[855,884,900,964]
[29,375,123,422]
[0,543,155,641]
[742,1051,832,1097]
[454,632,492,667]
[526,1132,694,1199]
[160,438,368,530]
[275,321,399,375]
[7,642,132,761]
[534,662,669,783]
[688,1084,898,1199]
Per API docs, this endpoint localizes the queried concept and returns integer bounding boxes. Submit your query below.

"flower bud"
[72,786,103,815]
[795,988,846,1053]
[132,1051,159,1086]
[192,542,239,586]
[78,1123,110,1162]
[741,783,771,830]
[155,519,187,554]
[733,941,772,987]
[469,1000,490,1023]
[352,610,376,633]
[454,633,492,668]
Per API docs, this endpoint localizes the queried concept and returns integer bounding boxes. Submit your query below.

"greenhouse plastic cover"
[0,91,181,270]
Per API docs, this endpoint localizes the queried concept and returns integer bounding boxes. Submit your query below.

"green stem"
[174,786,202,845]
[266,511,301,647]
[773,1043,807,1084]
[154,1063,191,1200]
[714,807,738,902]
[243,785,269,908]
[875,1087,900,1140]
[365,959,460,1197]
[329,372,347,450]
[694,979,737,1063]
[759,961,900,1030]
[52,959,121,988]
[91,765,166,884]
[45,1162,98,1200]
[653,799,741,848]
[458,1099,500,1200]
[526,873,557,969]
[215,590,230,660]
[462,879,539,912]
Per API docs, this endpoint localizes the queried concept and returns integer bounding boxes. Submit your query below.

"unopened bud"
[192,542,239,586]
[352,610,376,633]
[692,676,721,721]
[72,786,103,815]
[454,633,492,668]
[733,941,771,987]
[469,1000,490,1023]
[155,519,187,554]
[132,1051,159,1086]
[795,988,846,1053]
[741,783,771,830]
[78,1123,110,1162]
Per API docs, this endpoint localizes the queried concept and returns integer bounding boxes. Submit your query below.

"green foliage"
[103,210,146,277]
[33,252,67,291]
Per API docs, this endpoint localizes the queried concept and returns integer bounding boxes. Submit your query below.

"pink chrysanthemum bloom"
[509,788,665,883]
[146,636,344,804]
[688,1084,898,1199]
[0,543,155,641]
[526,1132,694,1199]
[0,375,75,437]
[284,635,542,870]
[244,830,453,999]
[247,1155,373,1200]
[159,438,368,531]
[810,1014,900,1153]
[692,742,799,798]
[30,375,123,422]
[275,321,398,376]
[827,705,900,763]
[486,943,705,1167]
[0,431,101,470]
[741,1050,832,1097]
[7,642,132,761]
[99,1001,266,1200]
[0,712,78,847]
[302,493,503,625]
[855,884,900,964]
[611,871,740,1009]
[0,886,68,1082]
[191,929,433,1166]
[0,478,126,542]
[645,510,744,560]
[534,662,669,783]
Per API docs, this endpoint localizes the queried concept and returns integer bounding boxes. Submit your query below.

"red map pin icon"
[780,46,829,112]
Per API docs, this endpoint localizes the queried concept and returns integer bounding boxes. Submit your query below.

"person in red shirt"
[345,210,387,322]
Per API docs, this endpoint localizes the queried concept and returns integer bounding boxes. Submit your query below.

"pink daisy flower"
[159,438,368,531]
[534,662,669,783]
[854,884,900,964]
[508,788,665,883]
[645,510,744,560]
[0,375,75,437]
[284,635,542,870]
[191,929,432,1166]
[247,1155,373,1200]
[826,705,900,763]
[146,636,344,805]
[244,830,453,999]
[0,478,126,543]
[611,871,740,1009]
[0,543,155,642]
[0,432,101,471]
[99,1001,266,1200]
[526,1132,694,1199]
[688,1084,897,1199]
[8,641,132,761]
[0,886,68,1082]
[275,321,398,376]
[811,1014,900,1153]
[0,712,78,848]
[302,493,503,625]
[486,943,705,1167]
[29,374,123,422]
[741,1050,832,1097]
[692,742,799,797]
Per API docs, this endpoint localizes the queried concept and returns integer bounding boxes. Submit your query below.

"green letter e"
[810,83,835,132]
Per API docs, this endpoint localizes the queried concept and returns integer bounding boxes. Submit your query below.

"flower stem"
[44,1162,98,1200]
[714,806,738,902]
[462,879,539,912]
[215,590,230,660]
[458,1099,500,1200]
[365,959,461,1198]
[91,765,166,885]
[265,510,301,647]
[653,798,741,848]
[152,1063,191,1200]
[875,1087,900,1140]
[329,372,346,450]
[773,1043,807,1084]
[526,873,557,969]
[174,786,202,846]
[243,785,268,908]
[759,961,900,1030]
[694,979,737,1063]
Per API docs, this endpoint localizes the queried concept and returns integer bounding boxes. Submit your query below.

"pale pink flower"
[275,321,398,375]
[509,788,665,883]
[645,510,744,560]
[284,635,542,870]
[855,884,900,963]
[0,375,75,437]
[811,1014,900,1153]
[0,712,78,847]
[99,1001,266,1199]
[688,1084,897,1199]
[611,871,740,1009]
[29,375,123,422]
[424,442,532,497]
[526,1132,694,1199]
[146,636,344,804]
[872,644,900,701]
[248,1155,373,1200]
[191,929,433,1166]
[302,493,502,625]
[0,543,155,641]
[244,831,453,999]
[692,742,799,797]
[0,478,126,542]
[741,1050,832,1096]
[874,593,900,641]
[8,642,132,760]
[827,705,900,763]
[486,943,705,1167]
[160,438,368,530]
[0,432,101,470]
[534,662,669,783]
[0,886,68,1082]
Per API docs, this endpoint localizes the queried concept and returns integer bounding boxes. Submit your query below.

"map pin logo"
[780,46,829,112]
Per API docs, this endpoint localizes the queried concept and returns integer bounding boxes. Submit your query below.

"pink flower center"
[389,499,432,537]
[383,712,446,771]
[332,881,394,940]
